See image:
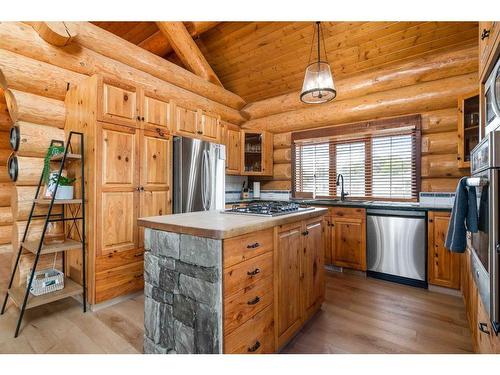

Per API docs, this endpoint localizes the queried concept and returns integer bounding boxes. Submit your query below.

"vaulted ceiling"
[92,21,478,103]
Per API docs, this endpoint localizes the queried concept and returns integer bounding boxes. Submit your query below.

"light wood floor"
[283,271,473,354]
[0,252,472,354]
[0,252,143,353]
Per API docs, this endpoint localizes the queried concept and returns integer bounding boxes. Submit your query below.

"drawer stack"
[222,228,275,354]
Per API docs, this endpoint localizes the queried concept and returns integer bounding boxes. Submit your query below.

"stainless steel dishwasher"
[366,208,427,288]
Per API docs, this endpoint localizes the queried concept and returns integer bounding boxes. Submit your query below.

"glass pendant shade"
[300,61,336,104]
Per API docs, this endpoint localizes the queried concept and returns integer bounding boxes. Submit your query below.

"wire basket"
[28,268,64,296]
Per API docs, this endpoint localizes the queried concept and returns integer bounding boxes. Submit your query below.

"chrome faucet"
[336,173,349,201]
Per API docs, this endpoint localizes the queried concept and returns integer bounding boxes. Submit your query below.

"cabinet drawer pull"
[247,340,261,352]
[134,252,143,257]
[134,274,143,279]
[479,322,490,335]
[302,230,309,236]
[481,29,491,40]
[246,242,261,249]
[197,130,203,135]
[247,268,261,276]
[247,296,260,305]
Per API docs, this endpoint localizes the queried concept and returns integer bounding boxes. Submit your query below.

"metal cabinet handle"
[247,296,260,305]
[481,29,491,40]
[247,242,261,249]
[479,322,490,335]
[134,252,143,257]
[247,268,261,276]
[247,341,261,352]
[302,230,309,236]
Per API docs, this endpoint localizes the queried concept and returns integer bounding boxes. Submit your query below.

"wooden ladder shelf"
[0,131,87,338]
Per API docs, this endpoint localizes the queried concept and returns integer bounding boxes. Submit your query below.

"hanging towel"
[445,177,478,253]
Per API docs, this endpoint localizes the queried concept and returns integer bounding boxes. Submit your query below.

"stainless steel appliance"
[469,130,500,334]
[223,201,314,217]
[366,209,427,288]
[173,136,225,213]
[484,53,500,136]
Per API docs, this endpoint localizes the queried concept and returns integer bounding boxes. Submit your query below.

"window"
[294,143,330,196]
[292,116,421,201]
[335,142,365,197]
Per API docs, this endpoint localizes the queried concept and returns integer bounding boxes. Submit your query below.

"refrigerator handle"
[201,150,210,210]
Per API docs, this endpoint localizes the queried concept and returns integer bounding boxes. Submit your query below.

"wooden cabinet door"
[139,129,172,246]
[428,211,461,289]
[200,112,220,143]
[331,217,366,271]
[141,90,171,130]
[262,131,274,176]
[479,22,500,79]
[323,216,332,265]
[173,103,199,137]
[98,78,138,127]
[225,123,241,175]
[97,123,139,256]
[275,222,303,348]
[302,218,325,320]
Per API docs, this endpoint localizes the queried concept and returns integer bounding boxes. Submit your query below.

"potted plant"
[50,174,76,200]
[42,144,65,199]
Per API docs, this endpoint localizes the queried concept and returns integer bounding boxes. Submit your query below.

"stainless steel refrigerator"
[173,136,226,213]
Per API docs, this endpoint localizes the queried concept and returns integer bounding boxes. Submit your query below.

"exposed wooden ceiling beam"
[156,22,223,87]
[29,22,78,46]
[139,22,220,57]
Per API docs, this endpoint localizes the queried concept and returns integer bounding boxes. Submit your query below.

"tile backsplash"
[225,175,290,202]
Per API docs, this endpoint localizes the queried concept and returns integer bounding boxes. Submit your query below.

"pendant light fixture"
[300,21,336,104]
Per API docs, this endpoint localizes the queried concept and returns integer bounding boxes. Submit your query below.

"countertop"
[226,198,452,212]
[138,207,328,240]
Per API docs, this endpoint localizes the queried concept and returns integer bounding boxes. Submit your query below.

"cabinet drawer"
[224,275,273,335]
[223,228,273,268]
[224,252,273,296]
[224,304,274,354]
[95,261,144,303]
[95,248,144,272]
[328,206,365,219]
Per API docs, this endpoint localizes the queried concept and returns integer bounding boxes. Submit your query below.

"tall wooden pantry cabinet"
[64,75,172,305]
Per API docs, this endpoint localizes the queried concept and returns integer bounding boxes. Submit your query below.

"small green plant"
[42,144,65,183]
[49,174,76,186]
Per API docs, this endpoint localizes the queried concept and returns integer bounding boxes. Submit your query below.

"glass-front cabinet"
[457,91,480,169]
[240,130,273,176]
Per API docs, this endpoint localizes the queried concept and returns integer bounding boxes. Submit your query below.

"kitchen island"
[138,208,328,354]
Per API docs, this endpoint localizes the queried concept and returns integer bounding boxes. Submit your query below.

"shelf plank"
[50,153,82,162]
[9,278,82,310]
[22,239,83,255]
[34,199,83,205]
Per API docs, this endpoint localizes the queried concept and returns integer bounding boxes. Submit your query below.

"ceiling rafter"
[156,22,223,87]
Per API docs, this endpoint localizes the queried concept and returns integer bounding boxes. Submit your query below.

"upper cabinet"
[173,103,199,137]
[240,130,273,176]
[141,89,171,130]
[457,91,479,169]
[224,122,241,175]
[98,77,139,128]
[199,111,221,143]
[479,22,500,80]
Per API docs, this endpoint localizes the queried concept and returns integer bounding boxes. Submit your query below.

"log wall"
[256,44,478,194]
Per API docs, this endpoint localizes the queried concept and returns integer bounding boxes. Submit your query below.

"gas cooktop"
[222,201,314,217]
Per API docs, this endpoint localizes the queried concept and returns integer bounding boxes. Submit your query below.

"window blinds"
[293,124,419,200]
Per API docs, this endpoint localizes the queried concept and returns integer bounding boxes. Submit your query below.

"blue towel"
[445,177,478,253]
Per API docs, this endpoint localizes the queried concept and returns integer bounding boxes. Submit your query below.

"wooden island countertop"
[138,208,328,239]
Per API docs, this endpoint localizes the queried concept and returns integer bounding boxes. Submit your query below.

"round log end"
[7,153,18,182]
[9,124,20,151]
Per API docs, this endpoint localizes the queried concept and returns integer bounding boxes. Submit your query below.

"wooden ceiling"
[92,21,478,103]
